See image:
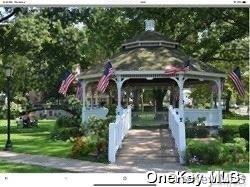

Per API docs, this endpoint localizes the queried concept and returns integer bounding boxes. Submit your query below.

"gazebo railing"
[108,106,132,163]
[82,107,109,123]
[168,105,186,164]
[184,108,222,126]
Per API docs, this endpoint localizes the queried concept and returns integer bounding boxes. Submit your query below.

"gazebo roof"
[82,45,222,76]
[122,30,179,50]
[81,21,224,78]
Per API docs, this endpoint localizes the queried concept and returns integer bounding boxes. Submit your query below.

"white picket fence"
[168,105,186,164]
[82,107,109,123]
[108,106,132,163]
[184,108,222,126]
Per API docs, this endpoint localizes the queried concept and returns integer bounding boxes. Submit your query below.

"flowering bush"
[70,116,115,159]
[71,135,98,158]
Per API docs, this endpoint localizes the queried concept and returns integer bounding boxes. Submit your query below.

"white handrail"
[184,108,221,127]
[108,106,132,163]
[168,105,186,164]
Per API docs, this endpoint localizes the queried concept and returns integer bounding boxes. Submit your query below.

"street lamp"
[4,65,13,151]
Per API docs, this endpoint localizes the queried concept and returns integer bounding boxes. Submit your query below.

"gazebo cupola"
[122,19,179,50]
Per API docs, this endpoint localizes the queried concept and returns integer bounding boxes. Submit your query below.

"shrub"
[186,127,196,138]
[71,116,115,159]
[186,139,223,164]
[186,126,209,138]
[218,127,238,143]
[186,121,198,128]
[196,126,210,138]
[107,104,116,116]
[224,138,247,162]
[50,116,84,141]
[71,135,98,158]
[87,116,115,156]
[186,138,248,165]
[185,118,209,138]
[239,123,249,141]
[197,117,206,125]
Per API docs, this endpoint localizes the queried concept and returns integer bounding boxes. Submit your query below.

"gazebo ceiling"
[122,78,215,88]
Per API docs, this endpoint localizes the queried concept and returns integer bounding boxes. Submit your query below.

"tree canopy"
[0,7,248,108]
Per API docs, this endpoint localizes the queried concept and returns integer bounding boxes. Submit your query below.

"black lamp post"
[4,65,13,151]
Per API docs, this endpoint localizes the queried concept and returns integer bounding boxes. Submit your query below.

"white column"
[210,88,214,109]
[116,75,123,115]
[115,76,129,115]
[91,87,94,109]
[177,74,186,164]
[82,80,87,124]
[82,81,87,109]
[216,78,223,127]
[178,74,184,122]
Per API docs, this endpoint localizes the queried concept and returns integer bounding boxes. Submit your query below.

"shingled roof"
[83,28,223,76]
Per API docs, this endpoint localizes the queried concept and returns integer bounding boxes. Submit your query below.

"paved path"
[0,128,185,172]
[0,151,185,173]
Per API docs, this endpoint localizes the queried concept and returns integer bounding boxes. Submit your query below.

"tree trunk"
[133,89,140,111]
[153,89,167,111]
[141,89,144,112]
[225,90,232,112]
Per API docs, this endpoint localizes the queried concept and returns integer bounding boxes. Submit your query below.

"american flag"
[58,72,75,95]
[96,61,113,93]
[165,60,190,76]
[228,67,245,97]
[76,81,84,102]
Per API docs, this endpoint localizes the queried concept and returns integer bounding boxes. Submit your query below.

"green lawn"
[0,119,72,158]
[0,160,68,173]
[223,119,249,126]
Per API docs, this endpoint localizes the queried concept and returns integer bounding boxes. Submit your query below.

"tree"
[0,8,248,111]
[0,11,88,102]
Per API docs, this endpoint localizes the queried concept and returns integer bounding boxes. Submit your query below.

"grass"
[222,119,249,135]
[132,112,249,127]
[0,160,68,173]
[0,119,72,158]
[188,162,249,173]
[223,119,249,126]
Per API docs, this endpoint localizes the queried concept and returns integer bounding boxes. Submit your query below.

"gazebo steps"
[119,143,176,150]
[116,157,178,165]
[116,128,179,165]
[117,152,177,157]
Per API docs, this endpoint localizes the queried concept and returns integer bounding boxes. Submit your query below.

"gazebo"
[78,20,226,164]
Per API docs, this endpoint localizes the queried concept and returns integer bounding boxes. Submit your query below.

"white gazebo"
[78,20,226,164]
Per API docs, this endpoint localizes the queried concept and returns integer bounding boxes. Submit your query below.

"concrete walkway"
[0,127,185,172]
[0,150,185,173]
